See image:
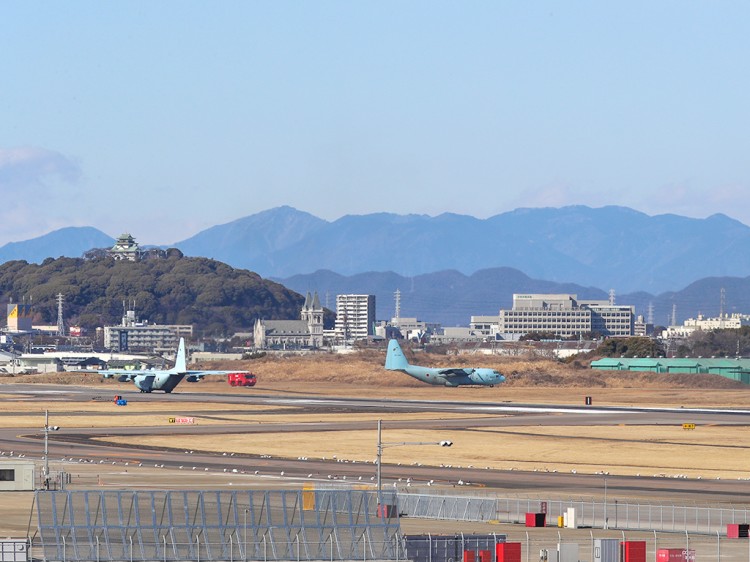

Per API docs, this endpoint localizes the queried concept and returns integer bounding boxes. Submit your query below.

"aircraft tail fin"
[385,339,409,371]
[174,338,187,373]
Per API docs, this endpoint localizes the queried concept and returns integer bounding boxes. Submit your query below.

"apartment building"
[334,294,376,342]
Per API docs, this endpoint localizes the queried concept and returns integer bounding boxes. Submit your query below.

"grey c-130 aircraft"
[385,339,505,387]
[90,338,253,393]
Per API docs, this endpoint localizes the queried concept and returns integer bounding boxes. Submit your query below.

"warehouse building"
[591,357,750,384]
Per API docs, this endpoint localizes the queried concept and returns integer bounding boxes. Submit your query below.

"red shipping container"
[657,549,695,562]
[728,523,750,538]
[463,550,476,562]
[621,541,646,562]
[479,549,492,562]
[525,512,545,527]
[496,543,521,562]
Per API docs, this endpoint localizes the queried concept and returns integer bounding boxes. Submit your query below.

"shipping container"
[557,543,578,562]
[478,549,492,562]
[463,550,476,562]
[525,512,546,527]
[727,523,749,538]
[621,541,647,562]
[593,539,619,562]
[495,543,520,562]
[656,548,695,562]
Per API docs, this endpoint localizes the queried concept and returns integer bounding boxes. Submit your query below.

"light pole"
[375,419,453,498]
[43,410,60,490]
[243,508,249,562]
[603,475,608,529]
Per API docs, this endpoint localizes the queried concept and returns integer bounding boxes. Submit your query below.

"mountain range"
[2,205,750,326]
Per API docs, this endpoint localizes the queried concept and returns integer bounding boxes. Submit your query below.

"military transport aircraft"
[385,339,505,387]
[90,338,252,393]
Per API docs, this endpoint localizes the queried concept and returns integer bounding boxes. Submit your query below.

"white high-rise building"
[334,295,376,342]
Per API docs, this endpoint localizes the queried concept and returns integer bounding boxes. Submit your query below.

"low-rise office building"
[472,294,634,339]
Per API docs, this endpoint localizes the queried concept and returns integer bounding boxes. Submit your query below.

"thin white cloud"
[0,146,81,192]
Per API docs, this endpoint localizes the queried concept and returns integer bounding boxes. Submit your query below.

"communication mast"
[720,288,726,329]
[647,302,654,326]
[608,289,615,306]
[56,293,65,336]
[394,289,401,323]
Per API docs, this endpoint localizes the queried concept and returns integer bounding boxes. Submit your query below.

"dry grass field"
[2,349,749,481]
[5,347,749,407]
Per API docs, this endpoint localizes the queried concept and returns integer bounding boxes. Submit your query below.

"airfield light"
[43,410,61,489]
[376,419,454,498]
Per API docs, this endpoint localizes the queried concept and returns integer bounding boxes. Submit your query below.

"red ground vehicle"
[227,373,257,387]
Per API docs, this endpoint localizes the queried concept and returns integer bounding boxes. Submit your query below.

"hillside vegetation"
[0,254,314,335]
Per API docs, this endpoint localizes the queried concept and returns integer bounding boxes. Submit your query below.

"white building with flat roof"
[334,294,375,342]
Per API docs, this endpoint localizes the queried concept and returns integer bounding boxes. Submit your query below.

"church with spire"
[253,292,324,349]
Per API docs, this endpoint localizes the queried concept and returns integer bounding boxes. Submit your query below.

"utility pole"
[43,410,60,490]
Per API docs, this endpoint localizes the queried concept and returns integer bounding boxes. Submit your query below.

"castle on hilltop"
[108,233,141,261]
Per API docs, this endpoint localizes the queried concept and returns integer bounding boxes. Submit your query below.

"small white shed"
[0,460,35,491]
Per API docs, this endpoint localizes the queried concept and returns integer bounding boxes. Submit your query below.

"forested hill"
[0,253,309,336]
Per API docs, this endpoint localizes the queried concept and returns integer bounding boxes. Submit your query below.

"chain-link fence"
[493,529,750,562]
[397,493,750,535]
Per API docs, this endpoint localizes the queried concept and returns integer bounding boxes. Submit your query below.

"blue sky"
[1,2,748,246]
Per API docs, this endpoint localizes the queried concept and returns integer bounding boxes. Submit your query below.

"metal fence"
[403,534,506,562]
[401,530,750,562]
[32,489,402,562]
[397,493,750,535]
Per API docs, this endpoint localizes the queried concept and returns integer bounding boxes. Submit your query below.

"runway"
[1,382,749,503]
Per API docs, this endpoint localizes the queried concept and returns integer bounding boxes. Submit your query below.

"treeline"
[580,328,750,360]
[0,253,326,336]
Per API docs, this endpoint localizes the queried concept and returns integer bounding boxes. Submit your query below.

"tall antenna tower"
[671,303,677,326]
[719,287,726,329]
[394,289,401,322]
[56,293,65,336]
[647,302,654,325]
[608,289,616,306]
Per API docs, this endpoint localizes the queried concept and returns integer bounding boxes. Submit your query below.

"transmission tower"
[671,303,677,326]
[608,289,615,306]
[647,302,654,326]
[720,288,726,329]
[56,293,65,336]
[394,289,401,322]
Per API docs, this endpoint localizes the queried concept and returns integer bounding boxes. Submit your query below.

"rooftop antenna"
[56,293,65,336]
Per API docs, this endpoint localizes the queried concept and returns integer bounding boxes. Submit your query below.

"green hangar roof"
[590,357,750,384]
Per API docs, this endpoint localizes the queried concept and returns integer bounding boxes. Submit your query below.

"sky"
[1,2,749,246]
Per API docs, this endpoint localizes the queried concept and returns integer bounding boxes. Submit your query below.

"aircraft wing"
[436,368,473,377]
[91,369,155,380]
[185,370,253,380]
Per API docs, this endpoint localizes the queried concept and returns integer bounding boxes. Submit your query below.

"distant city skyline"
[1,2,748,246]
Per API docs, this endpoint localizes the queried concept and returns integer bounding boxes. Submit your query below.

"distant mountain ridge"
[0,227,114,264]
[3,206,750,325]
[173,205,750,295]
[278,268,750,327]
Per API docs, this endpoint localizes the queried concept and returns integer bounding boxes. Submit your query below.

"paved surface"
[2,383,749,502]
